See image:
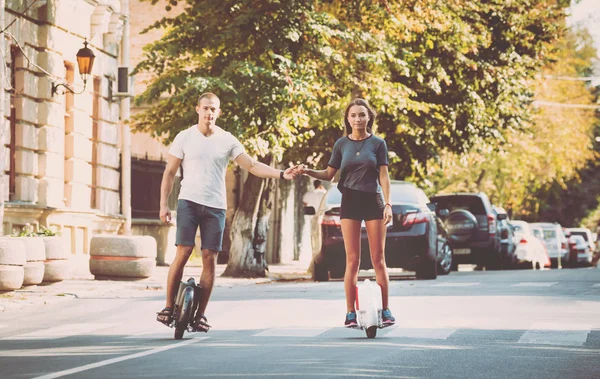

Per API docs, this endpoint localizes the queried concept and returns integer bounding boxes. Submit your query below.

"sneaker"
[344,311,358,328]
[382,308,395,326]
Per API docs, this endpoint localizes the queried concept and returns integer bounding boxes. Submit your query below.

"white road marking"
[518,322,591,346]
[31,337,208,379]
[431,282,480,287]
[511,282,558,287]
[385,327,457,340]
[253,328,329,337]
[3,324,116,340]
[592,283,600,288]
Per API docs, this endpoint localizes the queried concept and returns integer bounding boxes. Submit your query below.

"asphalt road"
[1,266,599,379]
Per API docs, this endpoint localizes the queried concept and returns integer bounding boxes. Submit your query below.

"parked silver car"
[566,234,593,266]
[529,223,569,268]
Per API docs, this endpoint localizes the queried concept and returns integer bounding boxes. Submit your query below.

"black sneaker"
[344,311,358,328]
[382,308,395,326]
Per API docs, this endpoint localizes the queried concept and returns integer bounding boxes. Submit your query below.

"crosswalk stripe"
[3,323,115,340]
[384,327,457,339]
[511,282,558,287]
[253,328,329,337]
[431,282,480,287]
[518,322,591,346]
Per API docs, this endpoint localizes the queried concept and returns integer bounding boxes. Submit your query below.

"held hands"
[295,164,309,176]
[282,164,308,180]
[160,206,172,224]
[282,165,300,180]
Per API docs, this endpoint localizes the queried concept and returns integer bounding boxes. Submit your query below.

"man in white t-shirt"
[156,92,298,332]
[302,180,327,210]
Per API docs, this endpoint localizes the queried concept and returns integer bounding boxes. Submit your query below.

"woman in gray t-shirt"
[301,98,396,328]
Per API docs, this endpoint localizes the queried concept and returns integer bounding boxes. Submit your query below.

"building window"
[90,76,100,209]
[131,158,180,219]
[63,62,74,207]
[7,46,18,200]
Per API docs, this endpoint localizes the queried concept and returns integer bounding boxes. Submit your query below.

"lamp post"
[51,40,95,96]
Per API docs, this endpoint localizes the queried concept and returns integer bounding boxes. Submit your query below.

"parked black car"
[430,192,508,270]
[305,181,451,281]
[494,205,517,269]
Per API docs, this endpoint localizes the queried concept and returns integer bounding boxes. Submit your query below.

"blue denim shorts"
[176,199,226,252]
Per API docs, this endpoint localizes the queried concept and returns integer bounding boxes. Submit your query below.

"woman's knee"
[371,255,386,271]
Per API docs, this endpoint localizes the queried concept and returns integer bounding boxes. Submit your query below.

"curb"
[0,265,312,315]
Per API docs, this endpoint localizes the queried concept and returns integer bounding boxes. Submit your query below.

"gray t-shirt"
[327,135,389,193]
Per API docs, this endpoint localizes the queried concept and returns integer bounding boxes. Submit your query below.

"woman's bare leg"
[341,219,362,312]
[365,219,389,309]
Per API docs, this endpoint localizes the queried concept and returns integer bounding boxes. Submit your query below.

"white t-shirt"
[169,125,245,209]
[302,188,327,210]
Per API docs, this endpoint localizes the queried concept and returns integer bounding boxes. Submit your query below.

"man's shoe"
[192,313,211,333]
[344,311,358,328]
[382,308,395,326]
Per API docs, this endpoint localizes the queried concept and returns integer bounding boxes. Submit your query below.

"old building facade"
[1,0,129,272]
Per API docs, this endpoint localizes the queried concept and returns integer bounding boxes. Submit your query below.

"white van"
[529,223,568,267]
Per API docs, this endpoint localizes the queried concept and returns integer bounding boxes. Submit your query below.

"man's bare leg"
[197,248,218,315]
[165,245,194,308]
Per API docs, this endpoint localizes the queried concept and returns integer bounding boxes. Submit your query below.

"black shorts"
[340,187,385,221]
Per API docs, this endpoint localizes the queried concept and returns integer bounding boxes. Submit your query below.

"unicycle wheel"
[174,324,186,340]
[174,285,195,340]
[366,326,377,339]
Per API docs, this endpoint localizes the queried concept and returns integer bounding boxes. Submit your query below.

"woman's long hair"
[343,98,377,135]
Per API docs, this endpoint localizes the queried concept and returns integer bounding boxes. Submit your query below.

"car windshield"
[543,230,556,240]
[326,183,427,206]
[433,195,486,214]
[390,184,426,204]
[325,185,342,206]
[569,231,588,241]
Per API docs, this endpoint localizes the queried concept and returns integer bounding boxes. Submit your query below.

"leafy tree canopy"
[133,0,570,177]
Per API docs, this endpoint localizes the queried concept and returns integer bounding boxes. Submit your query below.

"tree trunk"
[253,172,276,270]
[222,157,276,278]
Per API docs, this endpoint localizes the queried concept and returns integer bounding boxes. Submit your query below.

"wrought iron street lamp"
[51,40,96,96]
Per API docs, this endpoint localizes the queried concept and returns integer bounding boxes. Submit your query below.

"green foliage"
[426,26,600,226]
[12,225,60,237]
[133,0,570,178]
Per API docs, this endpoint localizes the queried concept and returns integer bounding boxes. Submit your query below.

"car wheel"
[416,253,438,280]
[437,243,452,275]
[313,261,329,282]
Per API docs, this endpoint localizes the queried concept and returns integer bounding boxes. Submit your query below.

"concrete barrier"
[90,235,157,279]
[42,236,71,283]
[22,237,46,286]
[0,238,26,290]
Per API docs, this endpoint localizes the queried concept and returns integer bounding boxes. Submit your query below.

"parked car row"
[304,183,597,282]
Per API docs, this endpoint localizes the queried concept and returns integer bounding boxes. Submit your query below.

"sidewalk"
[0,260,312,314]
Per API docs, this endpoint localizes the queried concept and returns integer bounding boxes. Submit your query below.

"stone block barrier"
[22,237,46,286]
[0,238,26,291]
[90,235,157,279]
[42,236,71,283]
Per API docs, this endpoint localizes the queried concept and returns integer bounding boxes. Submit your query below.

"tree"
[426,27,599,223]
[132,0,573,276]
[133,0,357,277]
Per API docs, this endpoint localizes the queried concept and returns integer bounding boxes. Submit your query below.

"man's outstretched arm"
[234,153,297,180]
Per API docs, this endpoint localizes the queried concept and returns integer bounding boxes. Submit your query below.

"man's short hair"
[198,92,220,105]
[313,180,322,188]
